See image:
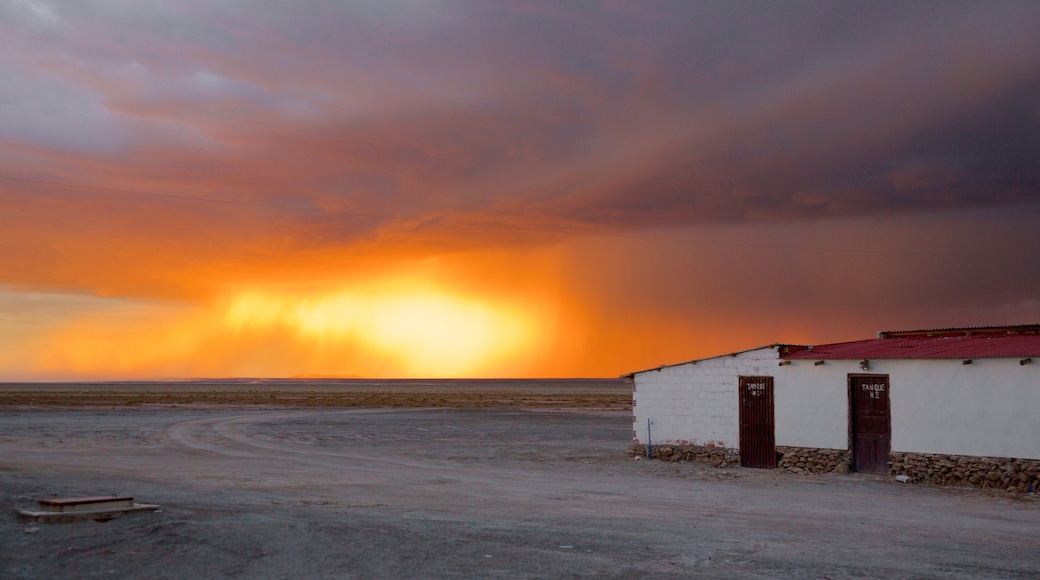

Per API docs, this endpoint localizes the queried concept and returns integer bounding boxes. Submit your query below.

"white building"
[625,325,1040,489]
[626,344,791,467]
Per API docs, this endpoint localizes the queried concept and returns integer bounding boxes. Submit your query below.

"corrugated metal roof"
[876,323,1040,339]
[623,325,1040,376]
[784,333,1040,360]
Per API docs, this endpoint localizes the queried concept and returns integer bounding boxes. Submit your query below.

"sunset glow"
[0,278,559,379]
[223,284,541,377]
[2,2,1039,379]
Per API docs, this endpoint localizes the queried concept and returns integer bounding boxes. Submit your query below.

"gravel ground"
[1,406,1038,578]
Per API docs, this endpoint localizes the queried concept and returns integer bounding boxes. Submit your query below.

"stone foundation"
[630,444,739,468]
[890,452,1040,491]
[777,446,850,474]
[630,444,1040,491]
[629,444,847,471]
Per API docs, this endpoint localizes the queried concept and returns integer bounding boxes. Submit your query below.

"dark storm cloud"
[3,1,1040,244]
[538,2,1040,226]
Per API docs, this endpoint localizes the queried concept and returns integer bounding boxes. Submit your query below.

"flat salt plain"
[1,379,1038,578]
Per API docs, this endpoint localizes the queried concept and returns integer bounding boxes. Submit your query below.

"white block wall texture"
[631,346,779,448]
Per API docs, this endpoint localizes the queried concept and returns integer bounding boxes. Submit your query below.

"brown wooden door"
[739,376,776,469]
[850,375,891,474]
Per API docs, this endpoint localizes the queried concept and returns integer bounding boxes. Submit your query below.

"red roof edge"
[878,324,1040,338]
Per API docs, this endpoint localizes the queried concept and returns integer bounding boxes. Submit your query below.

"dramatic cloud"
[1,1,1039,378]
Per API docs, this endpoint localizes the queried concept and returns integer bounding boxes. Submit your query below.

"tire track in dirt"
[167,409,474,464]
[163,409,539,487]
[160,409,649,509]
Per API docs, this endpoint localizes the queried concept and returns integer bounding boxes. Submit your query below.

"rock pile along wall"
[630,444,739,468]
[630,445,1040,493]
[776,446,850,474]
[890,452,1040,492]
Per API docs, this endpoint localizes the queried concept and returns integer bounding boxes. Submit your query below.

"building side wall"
[774,361,858,450]
[632,348,778,449]
[885,358,1040,459]
[777,357,1040,460]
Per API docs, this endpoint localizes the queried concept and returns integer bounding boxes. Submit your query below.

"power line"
[0,174,1025,260]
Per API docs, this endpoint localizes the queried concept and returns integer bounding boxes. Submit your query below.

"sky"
[1,1,1039,380]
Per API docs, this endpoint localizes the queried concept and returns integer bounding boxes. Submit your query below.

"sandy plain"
[1,380,1038,578]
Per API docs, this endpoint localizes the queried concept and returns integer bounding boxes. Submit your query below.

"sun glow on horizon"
[223,283,541,377]
[0,280,552,380]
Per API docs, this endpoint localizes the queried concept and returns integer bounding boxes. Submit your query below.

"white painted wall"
[632,347,779,449]
[634,347,1040,460]
[886,358,1040,459]
[774,360,857,450]
[777,357,1040,459]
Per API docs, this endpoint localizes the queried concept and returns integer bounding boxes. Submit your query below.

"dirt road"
[2,407,1038,578]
